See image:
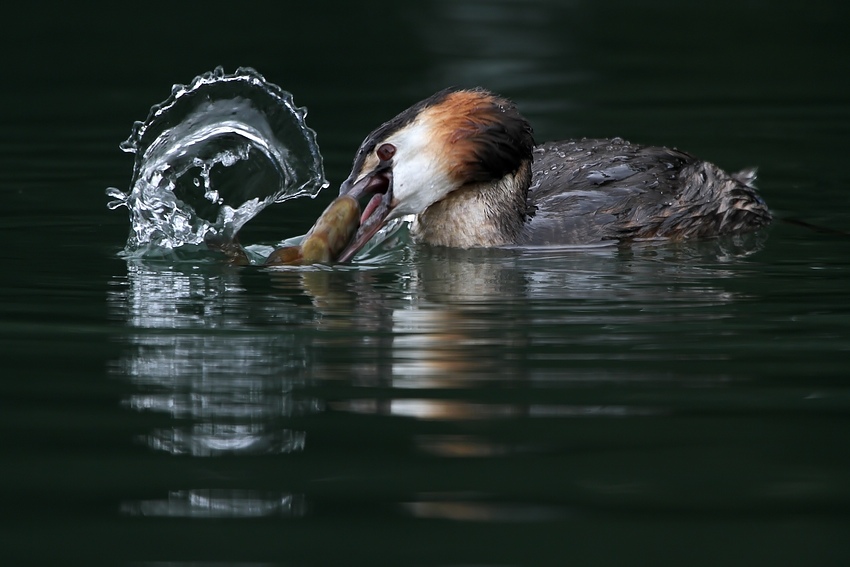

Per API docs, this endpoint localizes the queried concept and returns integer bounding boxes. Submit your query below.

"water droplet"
[105,187,128,210]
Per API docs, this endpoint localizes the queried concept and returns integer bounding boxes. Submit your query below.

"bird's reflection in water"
[282,235,767,521]
[404,498,568,523]
[109,233,765,521]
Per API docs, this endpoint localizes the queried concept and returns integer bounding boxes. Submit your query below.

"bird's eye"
[377,143,396,161]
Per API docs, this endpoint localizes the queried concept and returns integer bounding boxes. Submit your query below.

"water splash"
[106,66,328,255]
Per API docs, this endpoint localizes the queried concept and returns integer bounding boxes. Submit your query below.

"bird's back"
[522,138,771,245]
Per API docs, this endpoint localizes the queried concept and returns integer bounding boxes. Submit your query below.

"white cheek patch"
[390,154,454,216]
[387,121,455,216]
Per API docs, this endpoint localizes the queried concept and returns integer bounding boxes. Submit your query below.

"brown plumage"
[424,89,534,186]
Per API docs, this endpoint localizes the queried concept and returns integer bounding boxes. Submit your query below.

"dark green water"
[3,1,850,565]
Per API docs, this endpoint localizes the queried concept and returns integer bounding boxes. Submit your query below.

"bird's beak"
[336,166,394,262]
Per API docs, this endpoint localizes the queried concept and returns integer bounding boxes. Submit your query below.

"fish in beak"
[335,151,396,262]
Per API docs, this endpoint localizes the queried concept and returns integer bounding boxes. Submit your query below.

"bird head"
[337,87,534,261]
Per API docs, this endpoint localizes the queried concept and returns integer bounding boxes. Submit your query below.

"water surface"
[2,1,850,565]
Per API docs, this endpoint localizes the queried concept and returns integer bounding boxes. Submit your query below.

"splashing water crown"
[106,66,328,255]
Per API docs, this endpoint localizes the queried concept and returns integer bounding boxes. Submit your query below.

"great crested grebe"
[336,87,771,261]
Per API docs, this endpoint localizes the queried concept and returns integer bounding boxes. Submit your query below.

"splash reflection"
[122,489,306,518]
[108,261,319,519]
[109,261,319,458]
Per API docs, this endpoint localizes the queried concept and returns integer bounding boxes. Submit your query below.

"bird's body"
[521,137,769,245]
[336,88,771,261]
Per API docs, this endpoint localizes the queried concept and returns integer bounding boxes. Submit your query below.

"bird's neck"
[410,161,532,248]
